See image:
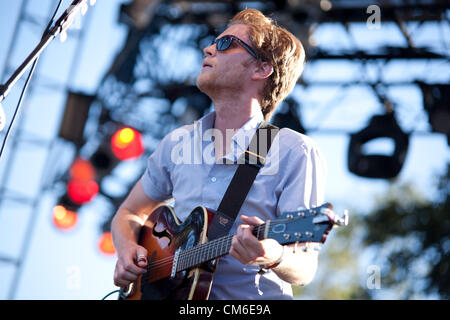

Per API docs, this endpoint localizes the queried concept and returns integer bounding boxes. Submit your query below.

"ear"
[251,61,273,80]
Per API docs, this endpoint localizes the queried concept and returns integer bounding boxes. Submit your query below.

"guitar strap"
[207,121,279,241]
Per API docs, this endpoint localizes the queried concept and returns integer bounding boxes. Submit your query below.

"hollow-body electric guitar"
[118,203,348,300]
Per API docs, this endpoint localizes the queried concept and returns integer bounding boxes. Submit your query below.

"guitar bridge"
[171,248,181,278]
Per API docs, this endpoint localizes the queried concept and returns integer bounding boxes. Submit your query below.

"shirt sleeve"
[141,134,174,202]
[276,134,327,215]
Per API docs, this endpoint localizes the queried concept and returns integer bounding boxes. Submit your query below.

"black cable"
[101,289,121,300]
[0,0,64,159]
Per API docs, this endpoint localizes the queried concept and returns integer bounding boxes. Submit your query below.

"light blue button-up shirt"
[141,109,327,300]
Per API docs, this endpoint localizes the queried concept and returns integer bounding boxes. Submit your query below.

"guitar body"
[119,205,216,300]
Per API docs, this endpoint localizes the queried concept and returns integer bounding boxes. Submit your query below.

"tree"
[361,164,450,299]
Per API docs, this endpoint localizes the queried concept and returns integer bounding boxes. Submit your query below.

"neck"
[213,97,262,132]
[176,223,267,272]
[211,98,262,159]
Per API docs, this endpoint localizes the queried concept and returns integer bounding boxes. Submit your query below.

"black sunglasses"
[211,35,259,60]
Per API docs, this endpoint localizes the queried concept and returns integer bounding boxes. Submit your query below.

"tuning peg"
[337,209,349,226]
[329,209,349,227]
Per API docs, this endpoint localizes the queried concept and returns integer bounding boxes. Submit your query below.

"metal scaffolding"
[0,0,94,299]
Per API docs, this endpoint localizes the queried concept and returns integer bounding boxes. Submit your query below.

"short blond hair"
[230,9,306,120]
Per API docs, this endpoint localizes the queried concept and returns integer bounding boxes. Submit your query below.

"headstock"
[266,203,348,245]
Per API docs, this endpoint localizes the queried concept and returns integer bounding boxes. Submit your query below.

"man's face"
[196,24,257,97]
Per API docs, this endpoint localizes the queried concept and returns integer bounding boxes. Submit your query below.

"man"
[111,8,327,299]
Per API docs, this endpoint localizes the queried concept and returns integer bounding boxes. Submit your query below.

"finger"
[241,214,264,226]
[240,226,265,256]
[114,276,132,288]
[121,269,141,282]
[230,235,252,263]
[116,264,142,282]
[122,256,146,275]
[135,246,148,265]
[114,266,134,287]
[136,254,147,268]
[236,224,264,257]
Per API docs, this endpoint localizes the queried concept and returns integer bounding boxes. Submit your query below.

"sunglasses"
[210,35,260,60]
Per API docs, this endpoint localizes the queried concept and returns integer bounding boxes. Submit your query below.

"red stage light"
[52,205,78,230]
[69,157,95,181]
[67,179,99,204]
[111,127,144,161]
[98,231,116,255]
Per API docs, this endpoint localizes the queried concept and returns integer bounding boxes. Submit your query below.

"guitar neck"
[176,223,267,272]
[173,203,345,273]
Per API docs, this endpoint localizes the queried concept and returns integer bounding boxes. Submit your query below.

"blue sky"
[0,0,448,299]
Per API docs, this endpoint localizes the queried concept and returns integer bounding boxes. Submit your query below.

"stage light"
[58,91,96,146]
[69,157,95,181]
[348,112,410,179]
[67,179,99,204]
[111,127,144,161]
[52,205,78,231]
[98,231,116,255]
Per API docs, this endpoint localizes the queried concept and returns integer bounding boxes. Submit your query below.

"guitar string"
[144,223,312,271]
[145,233,234,268]
[179,234,234,270]
[146,215,306,269]
[142,227,266,280]
[143,237,229,270]
[176,222,267,269]
[145,233,234,270]
[145,224,268,270]
[144,219,310,270]
[141,213,324,275]
[143,233,234,276]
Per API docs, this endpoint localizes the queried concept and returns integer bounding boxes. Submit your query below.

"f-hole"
[152,222,172,245]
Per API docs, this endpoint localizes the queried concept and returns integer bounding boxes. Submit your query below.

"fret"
[252,223,266,241]
[176,231,263,272]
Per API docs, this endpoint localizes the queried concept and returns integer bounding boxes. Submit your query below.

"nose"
[203,42,216,57]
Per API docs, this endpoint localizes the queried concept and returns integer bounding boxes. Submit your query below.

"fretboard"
[176,223,267,272]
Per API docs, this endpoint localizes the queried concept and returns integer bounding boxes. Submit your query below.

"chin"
[196,75,212,95]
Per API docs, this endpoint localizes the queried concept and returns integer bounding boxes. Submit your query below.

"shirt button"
[211,177,217,182]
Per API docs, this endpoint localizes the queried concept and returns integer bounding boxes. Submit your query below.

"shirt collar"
[194,109,265,162]
[232,108,265,152]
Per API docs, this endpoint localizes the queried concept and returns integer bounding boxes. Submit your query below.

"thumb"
[135,246,148,267]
